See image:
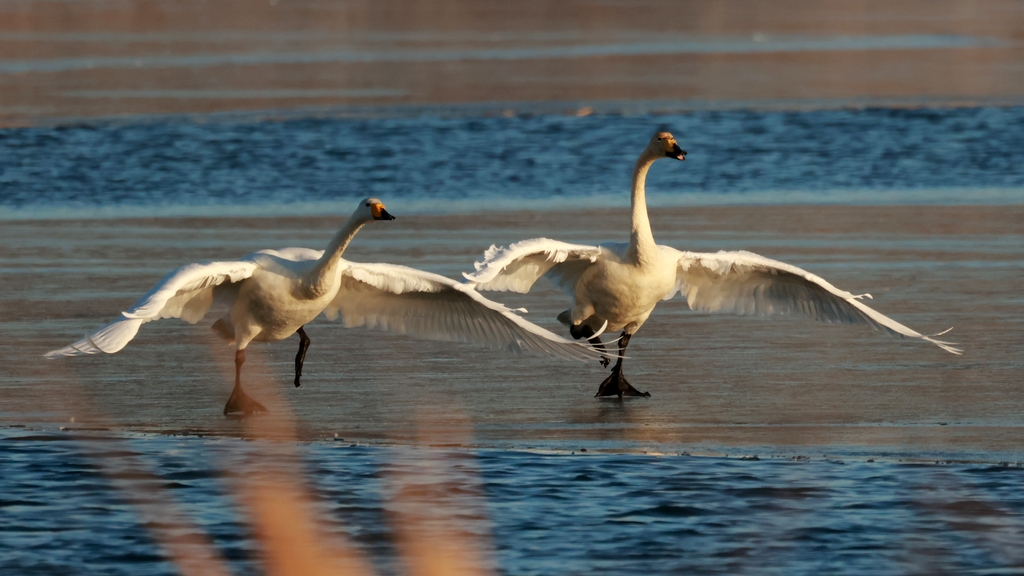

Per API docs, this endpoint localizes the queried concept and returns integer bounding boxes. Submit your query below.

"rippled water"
[3,427,1023,575]
[2,106,1023,218]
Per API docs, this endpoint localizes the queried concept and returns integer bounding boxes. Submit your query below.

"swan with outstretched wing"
[46,198,605,414]
[464,132,961,398]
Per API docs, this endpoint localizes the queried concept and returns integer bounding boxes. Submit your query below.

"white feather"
[463,238,604,294]
[44,317,144,357]
[464,131,961,364]
[47,209,604,363]
[667,248,962,354]
[45,259,260,358]
[327,262,604,362]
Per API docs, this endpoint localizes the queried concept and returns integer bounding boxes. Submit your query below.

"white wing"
[667,248,962,354]
[325,261,604,362]
[462,238,608,294]
[249,247,323,278]
[45,259,260,357]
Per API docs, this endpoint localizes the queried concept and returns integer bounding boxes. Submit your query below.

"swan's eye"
[365,202,371,207]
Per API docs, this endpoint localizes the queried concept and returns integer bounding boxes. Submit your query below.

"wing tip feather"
[922,327,962,355]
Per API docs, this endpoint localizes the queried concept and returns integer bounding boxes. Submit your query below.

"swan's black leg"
[570,323,611,368]
[595,332,650,398]
[224,349,268,415]
[294,326,311,388]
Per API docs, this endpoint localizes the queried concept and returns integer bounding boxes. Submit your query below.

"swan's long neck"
[626,150,659,265]
[303,213,366,299]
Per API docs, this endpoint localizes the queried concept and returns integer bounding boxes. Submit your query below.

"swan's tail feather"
[44,317,144,358]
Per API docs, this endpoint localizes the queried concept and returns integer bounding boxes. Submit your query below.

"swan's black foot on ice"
[223,386,268,416]
[595,369,650,398]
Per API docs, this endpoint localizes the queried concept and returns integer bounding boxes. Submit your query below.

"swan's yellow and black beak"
[656,132,686,161]
[371,202,396,221]
[666,142,686,161]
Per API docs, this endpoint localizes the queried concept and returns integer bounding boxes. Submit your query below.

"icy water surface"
[2,107,1023,574]
[3,427,1024,575]
[2,106,1023,218]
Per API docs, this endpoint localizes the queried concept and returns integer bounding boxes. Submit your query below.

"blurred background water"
[1,106,1023,218]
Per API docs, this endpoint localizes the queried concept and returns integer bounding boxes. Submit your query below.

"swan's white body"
[468,238,961,354]
[46,247,598,361]
[47,198,603,412]
[464,133,961,394]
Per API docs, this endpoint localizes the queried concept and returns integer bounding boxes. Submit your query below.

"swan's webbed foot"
[595,368,650,398]
[223,384,268,416]
[225,348,266,415]
[598,356,610,369]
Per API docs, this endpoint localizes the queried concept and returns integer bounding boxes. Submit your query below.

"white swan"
[464,132,962,398]
[45,198,604,414]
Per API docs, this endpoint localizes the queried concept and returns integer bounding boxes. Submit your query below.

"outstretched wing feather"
[45,259,260,357]
[667,248,961,354]
[327,262,602,361]
[463,238,604,294]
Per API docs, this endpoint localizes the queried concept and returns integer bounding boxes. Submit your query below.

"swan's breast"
[580,255,676,321]
[237,269,337,340]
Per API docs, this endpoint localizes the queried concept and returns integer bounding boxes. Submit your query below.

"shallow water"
[3,427,1024,575]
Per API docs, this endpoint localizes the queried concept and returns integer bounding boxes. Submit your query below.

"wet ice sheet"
[0,34,1000,74]
[2,205,1021,461]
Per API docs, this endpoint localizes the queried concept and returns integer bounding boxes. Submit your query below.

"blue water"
[3,427,1023,575]
[1,106,1023,218]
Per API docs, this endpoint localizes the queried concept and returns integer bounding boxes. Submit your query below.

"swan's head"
[355,197,396,222]
[649,131,686,161]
